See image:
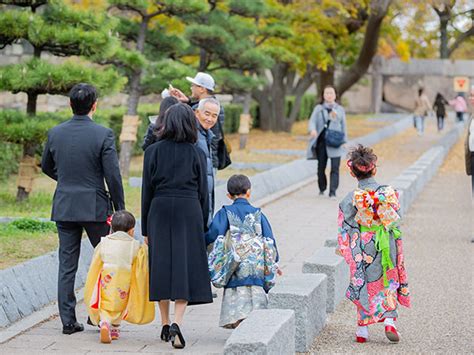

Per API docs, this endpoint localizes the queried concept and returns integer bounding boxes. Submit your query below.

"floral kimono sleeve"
[123,245,155,324]
[84,243,103,325]
[337,208,350,257]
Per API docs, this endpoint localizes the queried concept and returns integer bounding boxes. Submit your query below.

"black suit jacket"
[41,115,125,222]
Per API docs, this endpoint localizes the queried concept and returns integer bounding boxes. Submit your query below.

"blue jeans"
[415,115,425,135]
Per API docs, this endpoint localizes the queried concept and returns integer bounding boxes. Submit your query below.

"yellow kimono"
[84,231,155,325]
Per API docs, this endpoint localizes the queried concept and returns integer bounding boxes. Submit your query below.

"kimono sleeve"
[262,212,279,262]
[84,243,103,326]
[205,207,229,246]
[336,208,350,258]
[123,245,155,324]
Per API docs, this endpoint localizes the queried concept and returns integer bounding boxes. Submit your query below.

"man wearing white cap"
[169,72,225,170]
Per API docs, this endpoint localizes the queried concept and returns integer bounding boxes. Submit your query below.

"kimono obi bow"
[353,186,400,229]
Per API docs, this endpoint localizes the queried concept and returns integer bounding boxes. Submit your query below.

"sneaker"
[329,192,336,198]
[318,191,325,196]
[100,321,112,344]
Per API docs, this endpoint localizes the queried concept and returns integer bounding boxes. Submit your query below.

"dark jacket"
[142,123,157,151]
[433,96,449,118]
[196,123,215,224]
[41,115,125,222]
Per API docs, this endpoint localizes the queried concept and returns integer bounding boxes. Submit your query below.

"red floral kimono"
[337,178,410,326]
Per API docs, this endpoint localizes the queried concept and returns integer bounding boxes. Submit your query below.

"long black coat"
[141,139,212,305]
[41,115,125,222]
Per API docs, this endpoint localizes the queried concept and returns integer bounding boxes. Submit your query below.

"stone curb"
[302,247,350,313]
[223,309,295,355]
[268,274,327,352]
[0,115,412,333]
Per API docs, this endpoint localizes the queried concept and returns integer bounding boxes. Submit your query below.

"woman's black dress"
[142,139,212,305]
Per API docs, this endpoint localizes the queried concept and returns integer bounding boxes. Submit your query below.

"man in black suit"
[41,83,125,334]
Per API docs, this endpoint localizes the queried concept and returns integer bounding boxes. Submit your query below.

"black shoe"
[62,322,84,335]
[319,191,324,196]
[161,324,170,342]
[329,192,336,198]
[170,323,186,349]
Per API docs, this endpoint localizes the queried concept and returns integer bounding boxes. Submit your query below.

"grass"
[0,220,58,269]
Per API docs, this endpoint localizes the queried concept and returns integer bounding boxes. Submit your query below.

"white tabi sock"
[384,318,396,327]
[356,325,369,338]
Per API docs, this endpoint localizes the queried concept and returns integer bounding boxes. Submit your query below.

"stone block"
[0,269,34,318]
[0,286,21,323]
[10,264,42,311]
[268,274,327,352]
[302,247,349,313]
[0,304,9,328]
[223,309,295,355]
[21,258,52,308]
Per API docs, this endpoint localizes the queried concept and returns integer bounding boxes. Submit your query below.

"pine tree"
[108,0,206,178]
[0,0,125,201]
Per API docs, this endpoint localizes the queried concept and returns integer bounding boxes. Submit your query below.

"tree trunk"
[119,18,148,178]
[238,93,252,149]
[270,64,288,131]
[439,12,450,59]
[199,48,208,71]
[16,142,36,202]
[319,66,335,98]
[336,0,392,96]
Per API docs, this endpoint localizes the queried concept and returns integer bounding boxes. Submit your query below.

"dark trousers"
[437,116,444,131]
[456,112,464,122]
[56,221,110,325]
[316,144,341,195]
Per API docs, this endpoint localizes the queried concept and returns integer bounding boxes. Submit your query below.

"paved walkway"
[0,120,467,354]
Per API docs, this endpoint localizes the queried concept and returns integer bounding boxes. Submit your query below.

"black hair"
[320,85,338,104]
[347,144,378,180]
[227,174,251,196]
[111,210,136,233]
[69,83,98,115]
[159,103,198,143]
[153,96,179,136]
[418,88,424,96]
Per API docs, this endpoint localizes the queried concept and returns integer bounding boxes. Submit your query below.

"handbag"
[216,120,232,170]
[324,111,345,148]
[208,230,240,288]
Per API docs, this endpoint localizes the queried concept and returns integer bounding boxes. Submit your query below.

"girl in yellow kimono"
[84,211,155,343]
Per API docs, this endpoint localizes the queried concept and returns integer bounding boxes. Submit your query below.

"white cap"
[186,72,215,92]
[161,88,170,99]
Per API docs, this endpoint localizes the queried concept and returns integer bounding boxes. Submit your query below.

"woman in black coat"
[141,103,212,349]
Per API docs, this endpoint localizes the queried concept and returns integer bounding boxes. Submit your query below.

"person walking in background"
[41,83,125,335]
[169,72,226,170]
[206,174,280,329]
[141,103,212,349]
[336,145,410,344]
[449,93,467,122]
[308,85,348,198]
[467,86,474,242]
[142,96,179,151]
[432,93,449,132]
[413,88,431,136]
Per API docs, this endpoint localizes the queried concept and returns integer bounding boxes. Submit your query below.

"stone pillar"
[371,55,383,114]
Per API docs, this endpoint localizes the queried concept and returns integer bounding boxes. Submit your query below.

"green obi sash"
[360,224,401,287]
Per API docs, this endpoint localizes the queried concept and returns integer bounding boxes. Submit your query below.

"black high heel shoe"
[169,323,185,349]
[160,324,170,342]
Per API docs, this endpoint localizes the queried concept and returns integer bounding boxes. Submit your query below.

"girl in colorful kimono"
[206,174,281,328]
[336,145,410,343]
[84,210,155,344]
